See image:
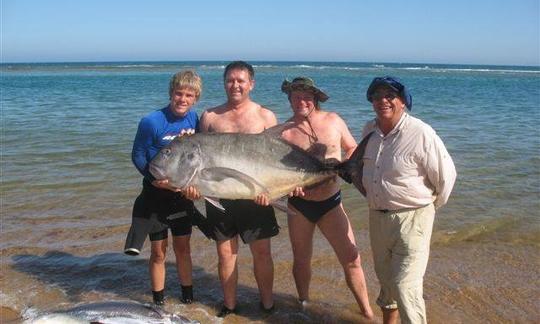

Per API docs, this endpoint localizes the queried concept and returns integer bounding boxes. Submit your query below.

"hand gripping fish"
[148,125,347,210]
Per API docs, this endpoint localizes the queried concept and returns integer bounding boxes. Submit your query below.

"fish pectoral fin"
[204,197,225,211]
[200,167,270,195]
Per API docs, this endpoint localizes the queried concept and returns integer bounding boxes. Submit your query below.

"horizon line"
[1,59,539,68]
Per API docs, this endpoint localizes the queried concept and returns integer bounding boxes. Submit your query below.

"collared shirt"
[361,113,456,210]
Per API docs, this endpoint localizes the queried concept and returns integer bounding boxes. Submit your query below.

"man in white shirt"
[358,76,456,324]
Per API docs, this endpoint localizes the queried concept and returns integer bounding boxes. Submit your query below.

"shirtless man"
[184,61,279,317]
[280,77,374,320]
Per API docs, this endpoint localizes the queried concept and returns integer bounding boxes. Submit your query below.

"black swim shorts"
[205,199,279,244]
[125,181,194,253]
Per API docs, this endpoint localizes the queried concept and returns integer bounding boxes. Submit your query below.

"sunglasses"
[371,91,400,101]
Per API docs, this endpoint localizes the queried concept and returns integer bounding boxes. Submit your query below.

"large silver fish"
[149,128,339,201]
[28,300,198,324]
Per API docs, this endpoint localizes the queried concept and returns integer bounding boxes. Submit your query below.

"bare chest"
[209,113,267,134]
[283,125,341,160]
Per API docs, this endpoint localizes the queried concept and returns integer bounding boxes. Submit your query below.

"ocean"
[1,61,539,323]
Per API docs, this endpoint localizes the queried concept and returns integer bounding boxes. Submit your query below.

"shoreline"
[2,223,539,323]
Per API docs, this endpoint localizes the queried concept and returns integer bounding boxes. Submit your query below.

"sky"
[2,0,539,66]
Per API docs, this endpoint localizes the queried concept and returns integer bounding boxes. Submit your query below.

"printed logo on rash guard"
[162,128,196,141]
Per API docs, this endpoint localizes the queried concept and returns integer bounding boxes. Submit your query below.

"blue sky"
[2,0,539,65]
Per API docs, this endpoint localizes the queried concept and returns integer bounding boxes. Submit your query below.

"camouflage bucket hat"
[281,77,329,102]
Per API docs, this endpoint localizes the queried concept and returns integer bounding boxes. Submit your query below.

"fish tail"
[336,160,354,183]
[337,132,374,184]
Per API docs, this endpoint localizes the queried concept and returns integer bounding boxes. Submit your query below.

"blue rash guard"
[132,105,199,182]
[125,106,201,255]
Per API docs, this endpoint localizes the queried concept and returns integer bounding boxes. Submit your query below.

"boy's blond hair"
[169,70,202,100]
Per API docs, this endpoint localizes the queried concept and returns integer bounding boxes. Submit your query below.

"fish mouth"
[149,164,166,180]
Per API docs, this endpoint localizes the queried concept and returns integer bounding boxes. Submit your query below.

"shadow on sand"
[12,251,369,323]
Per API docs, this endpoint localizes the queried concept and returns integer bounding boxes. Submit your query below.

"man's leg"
[149,238,168,305]
[216,236,239,310]
[172,235,192,286]
[150,239,168,291]
[173,234,193,303]
[318,204,374,320]
[287,208,316,303]
[369,210,399,323]
[391,205,435,324]
[383,309,399,324]
[249,237,275,309]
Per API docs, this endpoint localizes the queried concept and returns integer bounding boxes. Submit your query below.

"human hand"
[254,194,270,206]
[288,187,305,197]
[152,179,181,192]
[182,186,202,200]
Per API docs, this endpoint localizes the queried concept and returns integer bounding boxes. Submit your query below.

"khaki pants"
[369,204,435,324]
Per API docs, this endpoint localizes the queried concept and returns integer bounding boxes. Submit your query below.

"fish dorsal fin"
[199,167,270,196]
[263,122,324,166]
[262,121,296,138]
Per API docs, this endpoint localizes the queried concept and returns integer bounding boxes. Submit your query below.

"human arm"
[132,117,183,191]
[199,110,211,133]
[131,117,157,181]
[330,113,357,184]
[425,133,457,209]
[336,113,357,159]
[261,106,278,129]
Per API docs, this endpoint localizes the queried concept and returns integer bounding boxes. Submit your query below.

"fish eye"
[163,148,171,155]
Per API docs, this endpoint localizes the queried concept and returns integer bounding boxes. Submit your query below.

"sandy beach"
[2,207,539,323]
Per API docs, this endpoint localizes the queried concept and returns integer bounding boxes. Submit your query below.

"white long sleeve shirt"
[361,113,457,210]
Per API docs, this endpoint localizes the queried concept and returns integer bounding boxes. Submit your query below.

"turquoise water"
[2,61,539,243]
[1,61,539,323]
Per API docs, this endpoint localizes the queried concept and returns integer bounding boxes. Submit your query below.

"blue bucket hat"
[366,76,413,110]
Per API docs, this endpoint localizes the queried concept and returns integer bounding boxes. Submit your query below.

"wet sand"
[1,210,539,323]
